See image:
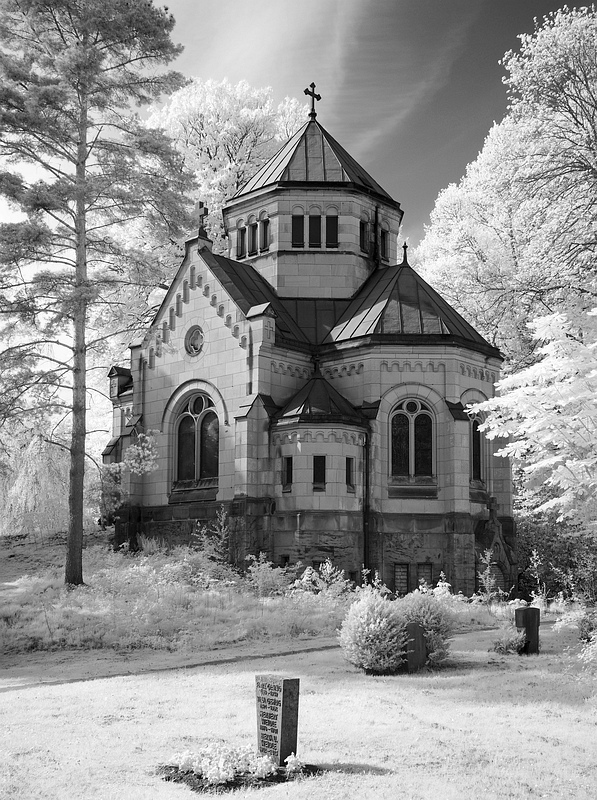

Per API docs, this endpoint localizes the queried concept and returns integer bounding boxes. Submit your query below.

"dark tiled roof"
[275,369,365,426]
[202,250,309,345]
[231,120,398,206]
[323,262,499,356]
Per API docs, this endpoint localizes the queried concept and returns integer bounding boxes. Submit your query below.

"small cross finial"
[401,242,409,264]
[304,82,321,119]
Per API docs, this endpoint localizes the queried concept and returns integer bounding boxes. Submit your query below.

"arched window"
[175,394,219,484]
[391,400,433,478]
[236,220,246,259]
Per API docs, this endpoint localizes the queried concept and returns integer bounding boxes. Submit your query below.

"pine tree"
[0,0,194,584]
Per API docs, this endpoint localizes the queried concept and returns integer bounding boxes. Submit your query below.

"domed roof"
[231,119,400,209]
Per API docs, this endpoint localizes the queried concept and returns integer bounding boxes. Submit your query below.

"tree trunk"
[65,93,89,587]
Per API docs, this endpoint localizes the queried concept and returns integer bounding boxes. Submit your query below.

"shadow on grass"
[316,763,393,775]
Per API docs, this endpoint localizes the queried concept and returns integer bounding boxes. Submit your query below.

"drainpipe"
[362,430,371,579]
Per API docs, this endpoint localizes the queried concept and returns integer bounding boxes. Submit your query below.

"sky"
[165,0,566,247]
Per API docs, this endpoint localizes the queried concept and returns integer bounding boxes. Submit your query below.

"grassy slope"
[1,628,596,800]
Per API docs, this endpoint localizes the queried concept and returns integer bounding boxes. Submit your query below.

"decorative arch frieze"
[322,363,364,379]
[272,429,366,446]
[381,360,446,374]
[270,361,312,379]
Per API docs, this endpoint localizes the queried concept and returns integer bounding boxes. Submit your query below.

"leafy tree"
[148,78,306,251]
[417,7,597,370]
[472,310,597,533]
[0,0,195,584]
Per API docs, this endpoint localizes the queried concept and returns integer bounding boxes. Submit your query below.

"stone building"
[104,92,515,595]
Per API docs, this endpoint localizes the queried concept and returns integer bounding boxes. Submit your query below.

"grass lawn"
[1,623,596,800]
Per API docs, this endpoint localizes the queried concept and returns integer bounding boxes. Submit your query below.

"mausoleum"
[104,86,516,595]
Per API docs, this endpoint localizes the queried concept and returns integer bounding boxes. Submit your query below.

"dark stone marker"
[515,606,540,654]
[255,675,300,766]
[405,622,427,672]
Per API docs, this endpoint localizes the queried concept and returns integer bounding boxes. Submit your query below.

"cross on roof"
[304,82,321,119]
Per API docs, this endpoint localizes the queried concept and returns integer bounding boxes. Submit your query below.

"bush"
[338,587,407,674]
[491,625,527,654]
[578,610,597,642]
[394,592,455,665]
[244,553,295,597]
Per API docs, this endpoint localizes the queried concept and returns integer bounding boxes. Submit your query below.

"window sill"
[388,477,437,499]
[313,484,326,492]
[169,477,218,504]
[282,485,292,493]
[469,482,489,504]
[347,485,356,493]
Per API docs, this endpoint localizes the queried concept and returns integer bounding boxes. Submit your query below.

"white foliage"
[472,309,597,531]
[148,79,307,251]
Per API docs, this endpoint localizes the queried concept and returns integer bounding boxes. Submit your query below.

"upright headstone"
[255,675,300,766]
[515,606,540,654]
[405,622,427,672]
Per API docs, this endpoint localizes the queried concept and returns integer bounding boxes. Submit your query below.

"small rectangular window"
[260,218,270,251]
[313,455,326,490]
[292,215,304,248]
[380,229,389,260]
[326,215,339,248]
[248,223,258,255]
[309,215,321,248]
[346,456,355,491]
[279,554,290,566]
[394,563,410,596]
[282,456,293,491]
[417,563,433,588]
[360,220,369,253]
[237,228,246,259]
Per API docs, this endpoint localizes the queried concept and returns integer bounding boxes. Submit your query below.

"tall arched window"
[470,417,483,483]
[175,394,219,484]
[391,400,433,478]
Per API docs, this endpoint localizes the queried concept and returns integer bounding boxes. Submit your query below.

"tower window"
[248,222,258,256]
[309,215,321,248]
[380,229,389,260]
[260,218,270,251]
[283,456,293,491]
[237,227,246,259]
[391,400,434,478]
[326,215,338,248]
[346,457,355,491]
[360,220,369,253]
[292,215,304,248]
[313,455,326,490]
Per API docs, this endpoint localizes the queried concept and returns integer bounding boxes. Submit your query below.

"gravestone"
[255,675,300,766]
[515,606,540,654]
[405,622,427,672]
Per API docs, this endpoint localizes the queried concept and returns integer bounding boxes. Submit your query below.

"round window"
[406,401,418,414]
[185,325,204,356]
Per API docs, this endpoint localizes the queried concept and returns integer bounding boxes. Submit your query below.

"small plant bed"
[158,746,321,794]
[158,762,322,793]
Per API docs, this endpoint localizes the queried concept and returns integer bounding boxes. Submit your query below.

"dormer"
[222,90,403,298]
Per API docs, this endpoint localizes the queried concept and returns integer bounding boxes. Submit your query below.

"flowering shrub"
[122,430,160,475]
[338,586,407,674]
[169,744,303,785]
[394,591,455,665]
[292,559,353,597]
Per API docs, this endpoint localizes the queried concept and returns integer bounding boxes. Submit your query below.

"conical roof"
[323,254,498,356]
[232,119,399,207]
[275,368,365,426]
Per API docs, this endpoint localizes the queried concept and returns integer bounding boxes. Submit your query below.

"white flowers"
[170,744,283,785]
